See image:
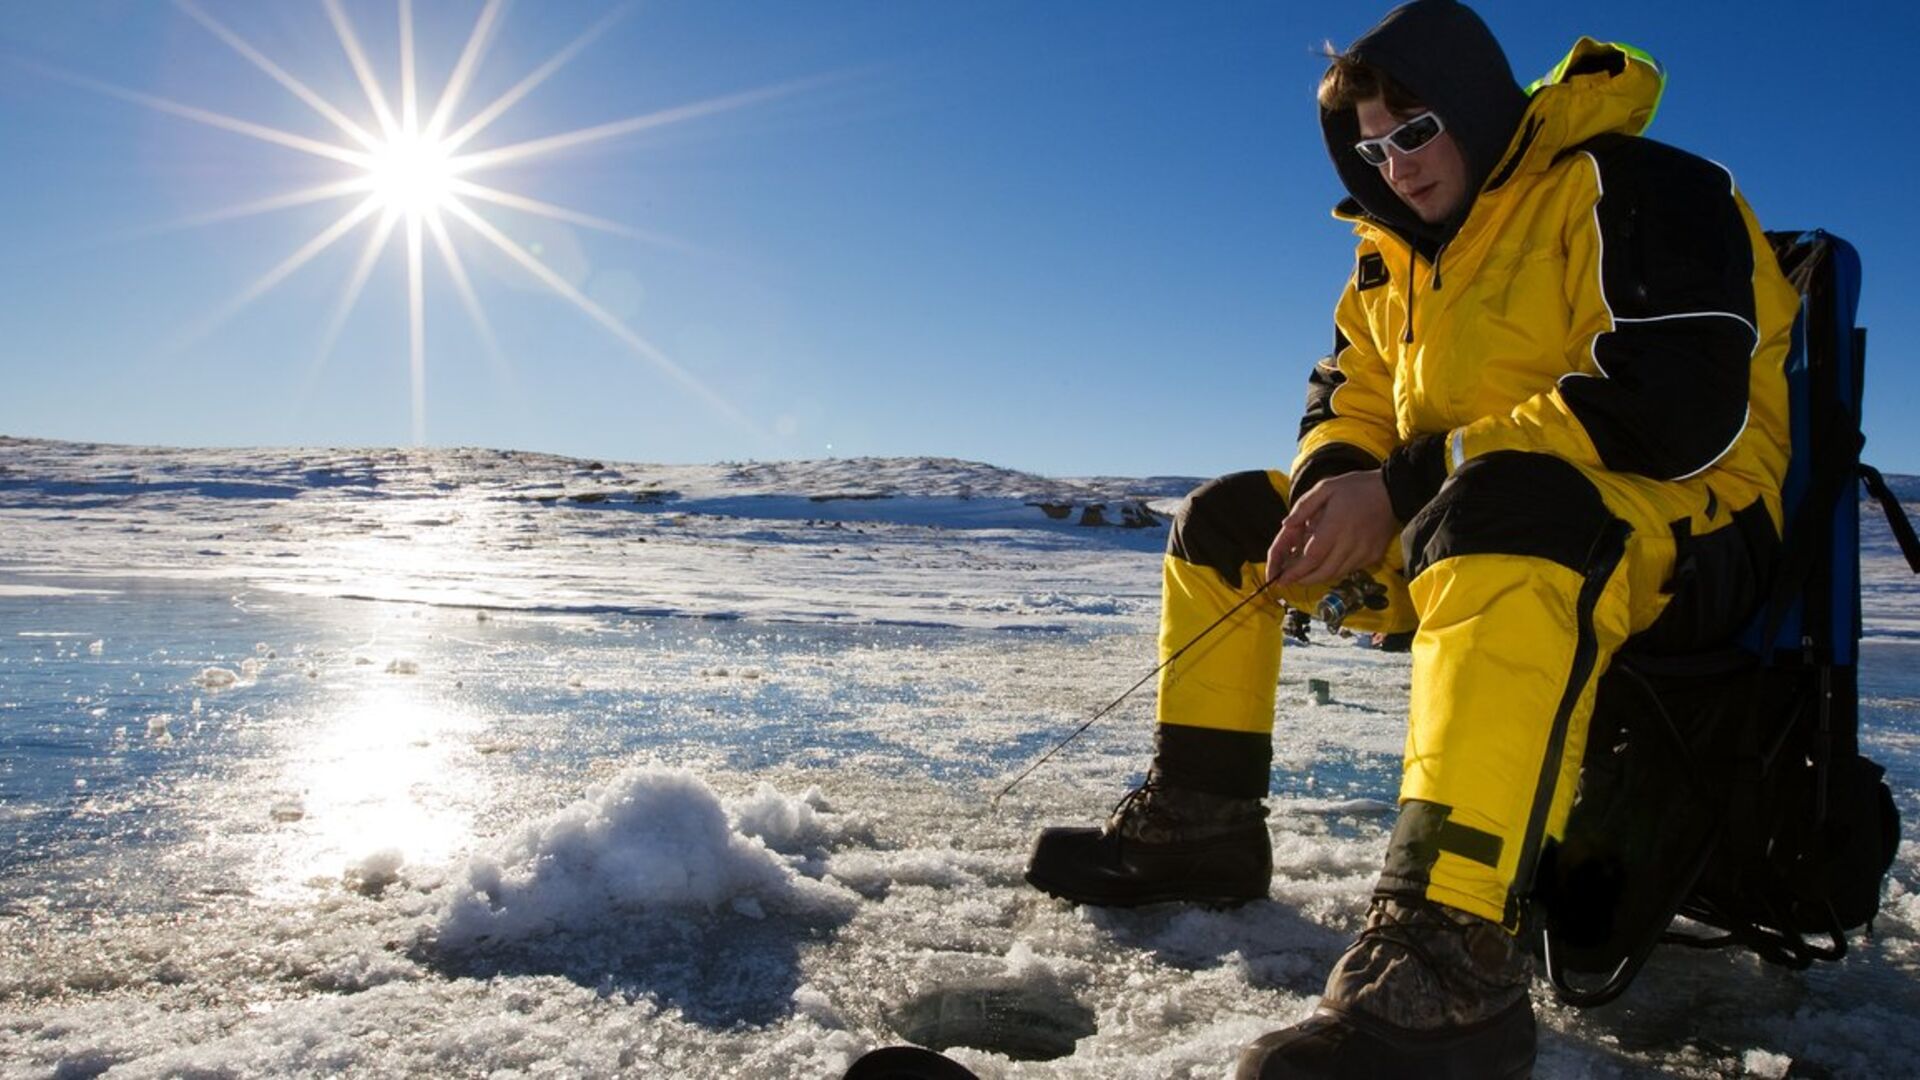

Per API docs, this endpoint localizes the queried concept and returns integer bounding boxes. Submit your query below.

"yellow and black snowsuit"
[1151,36,1798,930]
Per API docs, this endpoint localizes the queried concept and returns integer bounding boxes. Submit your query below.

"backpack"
[1531,229,1920,1006]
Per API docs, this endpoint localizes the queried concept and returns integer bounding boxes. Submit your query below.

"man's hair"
[1317,48,1423,113]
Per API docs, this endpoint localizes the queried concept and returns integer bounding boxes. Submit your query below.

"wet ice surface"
[0,438,1916,1078]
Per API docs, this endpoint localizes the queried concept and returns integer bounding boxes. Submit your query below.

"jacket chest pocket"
[1444,249,1576,421]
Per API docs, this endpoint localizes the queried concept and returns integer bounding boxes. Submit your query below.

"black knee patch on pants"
[1168,471,1290,590]
[1404,451,1620,579]
[1150,723,1272,799]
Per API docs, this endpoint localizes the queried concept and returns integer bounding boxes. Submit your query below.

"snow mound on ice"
[730,783,841,853]
[433,767,854,950]
[193,666,239,689]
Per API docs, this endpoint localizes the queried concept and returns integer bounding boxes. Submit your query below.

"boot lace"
[1352,896,1529,997]
[1103,781,1164,838]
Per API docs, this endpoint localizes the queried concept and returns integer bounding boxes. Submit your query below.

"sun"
[43,0,824,445]
[364,129,459,221]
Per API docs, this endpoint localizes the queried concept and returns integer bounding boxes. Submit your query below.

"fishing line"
[991,575,1281,805]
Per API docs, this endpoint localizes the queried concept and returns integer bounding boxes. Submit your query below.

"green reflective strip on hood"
[1618,43,1667,128]
[1527,39,1667,131]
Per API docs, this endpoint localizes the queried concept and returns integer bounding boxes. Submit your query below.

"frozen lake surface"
[1,437,1916,1078]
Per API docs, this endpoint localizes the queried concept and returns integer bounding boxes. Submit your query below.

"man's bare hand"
[1267,469,1398,588]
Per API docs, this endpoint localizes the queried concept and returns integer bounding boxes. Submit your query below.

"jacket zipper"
[1399,240,1449,345]
[1402,247,1416,343]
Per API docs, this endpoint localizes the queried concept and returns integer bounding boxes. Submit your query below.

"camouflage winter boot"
[1024,782,1272,907]
[1235,894,1536,1079]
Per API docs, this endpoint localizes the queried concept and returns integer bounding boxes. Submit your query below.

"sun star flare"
[73,0,793,444]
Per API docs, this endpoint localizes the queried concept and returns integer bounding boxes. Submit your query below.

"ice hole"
[885,980,1096,1062]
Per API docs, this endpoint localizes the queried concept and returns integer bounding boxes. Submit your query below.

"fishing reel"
[1315,570,1389,633]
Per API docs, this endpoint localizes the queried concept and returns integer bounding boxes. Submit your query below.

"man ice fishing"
[1018,1,1799,1075]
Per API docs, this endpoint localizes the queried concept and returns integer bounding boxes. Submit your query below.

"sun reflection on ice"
[259,668,484,899]
[297,490,547,610]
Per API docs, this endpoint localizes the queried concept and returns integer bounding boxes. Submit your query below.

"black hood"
[1321,0,1529,247]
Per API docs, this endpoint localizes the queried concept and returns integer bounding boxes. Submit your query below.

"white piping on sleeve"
[1673,403,1751,481]
[1678,158,1754,479]
[1706,157,1737,197]
[1573,150,1756,481]
[1614,310,1760,343]
[1581,151,1616,379]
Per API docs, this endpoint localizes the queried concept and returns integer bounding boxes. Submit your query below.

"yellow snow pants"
[1152,452,1777,929]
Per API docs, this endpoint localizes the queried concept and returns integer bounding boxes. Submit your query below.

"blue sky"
[2,0,1916,479]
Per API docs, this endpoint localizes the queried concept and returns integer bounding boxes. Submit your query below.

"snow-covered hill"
[0,437,1199,629]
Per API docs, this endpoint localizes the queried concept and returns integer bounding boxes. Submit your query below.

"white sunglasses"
[1353,111,1445,166]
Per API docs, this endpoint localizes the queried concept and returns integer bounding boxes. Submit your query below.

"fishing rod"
[991,575,1281,805]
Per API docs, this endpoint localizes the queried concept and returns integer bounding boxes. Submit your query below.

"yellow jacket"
[1294,39,1798,528]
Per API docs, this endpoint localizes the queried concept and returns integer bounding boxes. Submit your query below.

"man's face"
[1355,97,1469,225]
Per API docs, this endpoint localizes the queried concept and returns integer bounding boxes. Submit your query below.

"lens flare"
[50,0,819,444]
